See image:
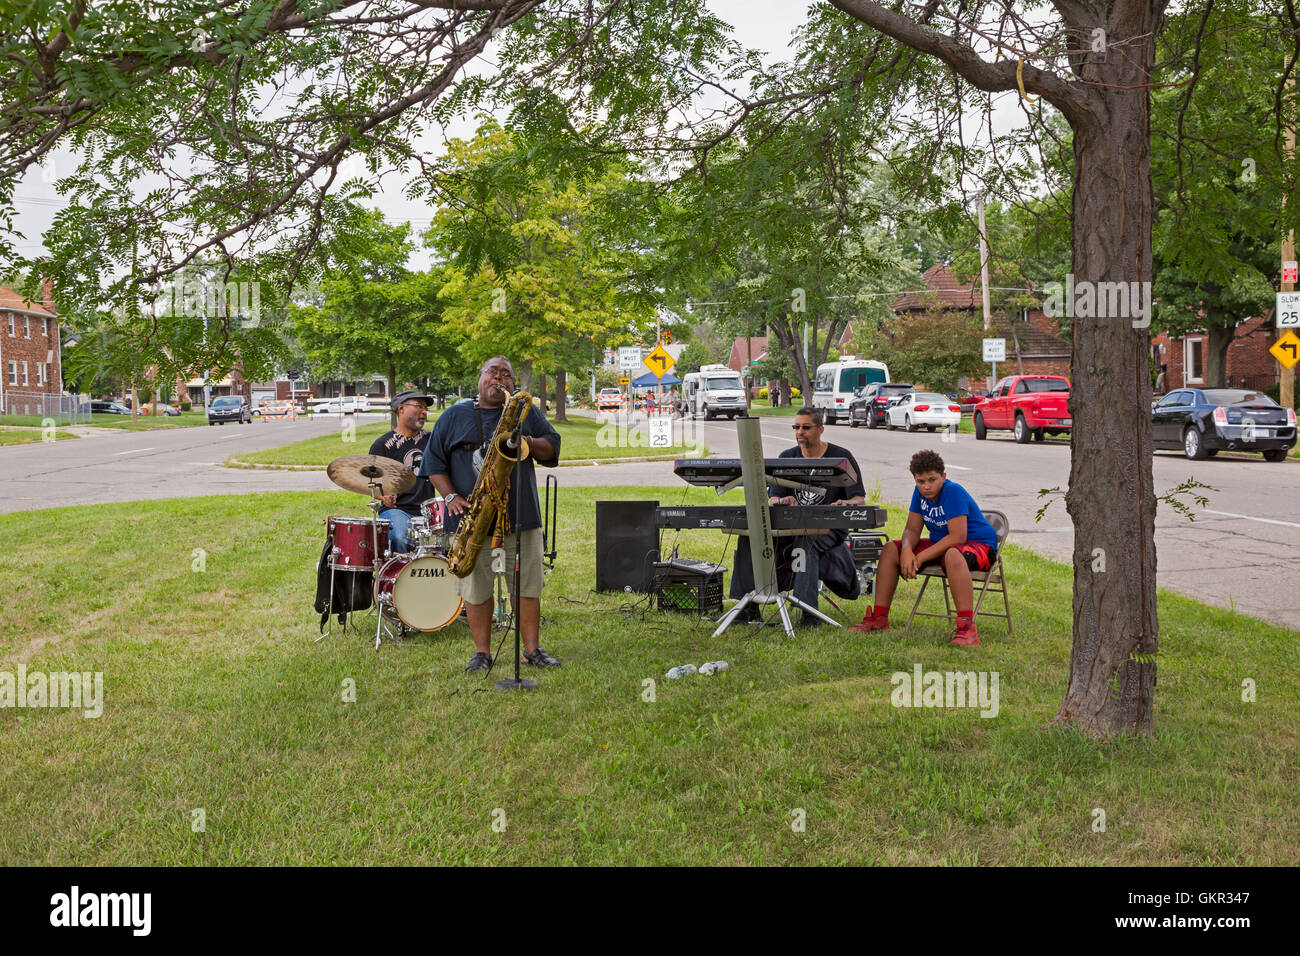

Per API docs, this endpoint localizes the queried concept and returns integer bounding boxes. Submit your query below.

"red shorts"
[892,539,995,573]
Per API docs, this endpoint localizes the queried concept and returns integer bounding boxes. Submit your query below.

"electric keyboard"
[673,457,859,488]
[655,504,888,533]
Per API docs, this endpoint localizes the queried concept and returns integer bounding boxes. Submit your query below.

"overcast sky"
[7,2,1025,272]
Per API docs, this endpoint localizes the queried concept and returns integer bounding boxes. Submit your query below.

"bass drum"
[374,553,463,632]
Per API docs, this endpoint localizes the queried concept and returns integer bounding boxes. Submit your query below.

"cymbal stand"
[367,477,389,650]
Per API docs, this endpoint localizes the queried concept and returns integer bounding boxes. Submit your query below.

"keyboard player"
[729,407,866,623]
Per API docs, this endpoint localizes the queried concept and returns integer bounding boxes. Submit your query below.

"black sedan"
[1152,388,1296,461]
[78,400,132,416]
[849,382,915,428]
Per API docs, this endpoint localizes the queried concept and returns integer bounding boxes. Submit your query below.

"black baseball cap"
[392,390,434,410]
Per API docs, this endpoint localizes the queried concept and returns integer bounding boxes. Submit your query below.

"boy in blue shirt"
[851,449,998,646]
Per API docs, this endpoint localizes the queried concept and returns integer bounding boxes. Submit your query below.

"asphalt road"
[559,411,1300,631]
[3,409,1296,629]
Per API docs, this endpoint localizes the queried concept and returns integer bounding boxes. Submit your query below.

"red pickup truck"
[973,375,1072,443]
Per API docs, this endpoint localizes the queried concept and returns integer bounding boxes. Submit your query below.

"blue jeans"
[380,508,414,554]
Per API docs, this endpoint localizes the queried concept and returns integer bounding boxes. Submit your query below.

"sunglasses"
[791,423,819,431]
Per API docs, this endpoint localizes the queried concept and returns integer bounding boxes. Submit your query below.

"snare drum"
[413,498,450,553]
[374,553,463,631]
[327,516,390,571]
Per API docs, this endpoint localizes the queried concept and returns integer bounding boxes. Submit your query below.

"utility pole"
[1282,76,1296,411]
[977,192,995,390]
[977,192,992,333]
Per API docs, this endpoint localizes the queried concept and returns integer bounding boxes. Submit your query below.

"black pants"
[729,533,859,608]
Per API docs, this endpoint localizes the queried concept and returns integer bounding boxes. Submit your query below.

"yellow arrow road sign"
[1270,330,1300,370]
[643,344,675,377]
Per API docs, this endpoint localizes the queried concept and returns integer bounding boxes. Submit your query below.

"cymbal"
[326,454,417,496]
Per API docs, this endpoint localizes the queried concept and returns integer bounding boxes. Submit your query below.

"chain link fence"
[2,391,91,424]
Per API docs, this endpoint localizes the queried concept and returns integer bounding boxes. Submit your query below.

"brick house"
[889,264,1072,380]
[0,284,62,409]
[1149,317,1278,392]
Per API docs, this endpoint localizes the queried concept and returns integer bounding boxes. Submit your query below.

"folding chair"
[905,510,1012,633]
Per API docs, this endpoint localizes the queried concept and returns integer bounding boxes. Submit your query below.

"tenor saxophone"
[446,389,533,578]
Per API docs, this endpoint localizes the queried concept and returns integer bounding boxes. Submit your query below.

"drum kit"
[320,454,463,648]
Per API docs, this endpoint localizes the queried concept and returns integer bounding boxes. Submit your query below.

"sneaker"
[950,620,980,646]
[850,613,890,633]
[523,647,561,667]
[465,652,493,672]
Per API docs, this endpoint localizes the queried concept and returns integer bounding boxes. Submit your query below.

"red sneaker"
[950,619,980,646]
[850,613,891,633]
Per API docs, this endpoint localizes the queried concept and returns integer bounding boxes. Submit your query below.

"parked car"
[849,382,915,428]
[207,395,252,425]
[1152,388,1296,461]
[955,387,991,410]
[78,400,132,416]
[155,403,181,417]
[973,375,1072,443]
[884,392,962,432]
[597,388,622,412]
[312,397,359,415]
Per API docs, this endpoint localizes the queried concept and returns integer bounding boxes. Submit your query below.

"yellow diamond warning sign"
[642,344,675,377]
[1269,330,1300,370]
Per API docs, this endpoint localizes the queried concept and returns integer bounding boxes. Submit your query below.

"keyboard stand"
[711,417,841,638]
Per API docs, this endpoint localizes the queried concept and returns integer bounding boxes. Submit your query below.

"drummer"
[368,390,437,553]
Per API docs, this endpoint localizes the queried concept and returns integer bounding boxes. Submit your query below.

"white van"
[682,364,747,420]
[813,357,890,424]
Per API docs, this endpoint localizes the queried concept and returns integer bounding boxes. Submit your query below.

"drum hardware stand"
[542,474,558,573]
[711,417,840,639]
[496,417,537,691]
[365,471,390,651]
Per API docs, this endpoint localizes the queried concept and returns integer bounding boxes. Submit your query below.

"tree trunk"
[1205,321,1235,388]
[780,377,791,407]
[538,370,548,412]
[1056,10,1159,738]
[554,368,568,422]
[388,361,398,430]
[519,358,533,395]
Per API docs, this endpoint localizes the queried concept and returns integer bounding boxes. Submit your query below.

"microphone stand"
[496,409,537,691]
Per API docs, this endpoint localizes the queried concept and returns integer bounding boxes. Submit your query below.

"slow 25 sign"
[1278,291,1300,328]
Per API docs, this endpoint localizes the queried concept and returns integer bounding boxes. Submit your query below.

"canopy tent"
[631,370,682,387]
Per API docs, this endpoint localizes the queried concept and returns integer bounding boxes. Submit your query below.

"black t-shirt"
[418,399,561,533]
[368,430,436,514]
[767,442,866,544]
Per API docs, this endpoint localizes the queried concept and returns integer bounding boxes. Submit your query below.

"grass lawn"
[0,411,209,429]
[0,429,77,445]
[92,410,210,430]
[746,404,800,417]
[1,486,1295,865]
[233,413,705,467]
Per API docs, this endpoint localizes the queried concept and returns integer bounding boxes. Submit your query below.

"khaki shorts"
[457,526,545,605]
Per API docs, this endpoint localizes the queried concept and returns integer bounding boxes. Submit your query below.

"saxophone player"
[419,356,563,672]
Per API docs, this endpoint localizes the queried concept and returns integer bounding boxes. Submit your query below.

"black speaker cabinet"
[595,500,660,592]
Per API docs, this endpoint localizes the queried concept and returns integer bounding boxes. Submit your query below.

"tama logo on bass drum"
[410,567,447,577]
